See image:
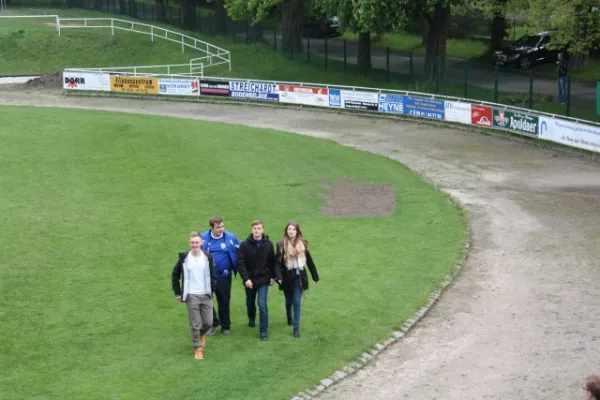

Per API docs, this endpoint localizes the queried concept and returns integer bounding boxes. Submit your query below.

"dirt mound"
[26,71,63,89]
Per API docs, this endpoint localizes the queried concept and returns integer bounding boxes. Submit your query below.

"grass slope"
[0,105,466,399]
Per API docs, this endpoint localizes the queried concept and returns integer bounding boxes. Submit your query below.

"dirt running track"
[1,88,599,399]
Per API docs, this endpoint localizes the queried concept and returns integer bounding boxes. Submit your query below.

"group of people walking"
[171,217,320,360]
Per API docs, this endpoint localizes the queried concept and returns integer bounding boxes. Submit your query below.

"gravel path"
[1,88,599,399]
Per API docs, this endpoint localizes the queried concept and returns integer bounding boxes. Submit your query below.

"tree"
[518,0,600,68]
[224,0,309,54]
[315,0,409,71]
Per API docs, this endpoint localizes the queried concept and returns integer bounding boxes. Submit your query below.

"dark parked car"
[302,15,340,38]
[492,31,564,69]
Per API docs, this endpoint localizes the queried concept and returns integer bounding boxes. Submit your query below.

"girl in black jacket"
[275,221,319,338]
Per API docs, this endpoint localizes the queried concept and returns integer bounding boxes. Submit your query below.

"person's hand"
[245,279,253,289]
[269,279,275,286]
[176,296,182,303]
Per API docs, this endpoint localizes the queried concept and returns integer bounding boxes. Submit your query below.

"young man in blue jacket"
[201,216,240,336]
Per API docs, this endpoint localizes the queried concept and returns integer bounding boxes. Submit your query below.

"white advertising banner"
[538,117,600,153]
[63,72,111,91]
[329,89,378,111]
[444,101,472,124]
[278,85,329,107]
[158,78,199,96]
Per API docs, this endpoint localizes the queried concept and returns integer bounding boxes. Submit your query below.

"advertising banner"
[278,85,329,107]
[539,117,600,153]
[378,93,405,114]
[444,101,472,124]
[493,109,539,137]
[229,81,279,101]
[471,105,493,128]
[63,72,111,91]
[329,89,378,111]
[200,80,231,96]
[158,78,199,96]
[110,76,159,94]
[403,96,445,120]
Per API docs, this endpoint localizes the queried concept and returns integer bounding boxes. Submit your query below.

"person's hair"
[189,231,200,239]
[251,219,264,228]
[209,216,224,228]
[282,220,305,245]
[586,375,600,399]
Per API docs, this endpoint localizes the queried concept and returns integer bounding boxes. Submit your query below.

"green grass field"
[0,105,466,399]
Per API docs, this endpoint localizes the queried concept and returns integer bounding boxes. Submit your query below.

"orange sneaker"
[200,334,206,348]
[194,347,203,360]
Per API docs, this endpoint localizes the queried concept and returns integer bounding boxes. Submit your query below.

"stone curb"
[290,203,472,400]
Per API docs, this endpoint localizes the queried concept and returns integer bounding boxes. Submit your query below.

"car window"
[540,36,551,46]
[513,35,542,47]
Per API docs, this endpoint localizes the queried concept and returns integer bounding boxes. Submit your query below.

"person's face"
[286,225,297,239]
[189,236,202,252]
[558,54,563,61]
[212,222,225,237]
[252,224,264,238]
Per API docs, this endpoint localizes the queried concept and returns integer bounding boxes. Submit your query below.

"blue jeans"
[246,284,269,333]
[285,273,303,329]
[557,76,567,103]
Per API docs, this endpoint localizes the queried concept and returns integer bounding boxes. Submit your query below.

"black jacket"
[237,234,279,287]
[275,239,319,292]
[171,250,217,298]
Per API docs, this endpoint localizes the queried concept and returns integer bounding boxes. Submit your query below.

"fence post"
[386,47,390,83]
[528,70,533,109]
[343,39,347,73]
[566,75,571,116]
[494,65,499,103]
[273,28,276,51]
[409,52,413,80]
[435,55,440,94]
[245,20,249,43]
[325,36,328,69]
[307,36,310,63]
[463,61,468,98]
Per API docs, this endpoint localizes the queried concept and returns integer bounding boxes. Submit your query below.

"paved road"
[255,33,597,108]
[1,87,599,399]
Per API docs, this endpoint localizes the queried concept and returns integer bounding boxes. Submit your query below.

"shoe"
[248,320,256,327]
[194,347,204,360]
[206,326,217,336]
[260,332,268,341]
[293,328,300,338]
[222,329,231,336]
[287,317,292,326]
[200,334,206,348]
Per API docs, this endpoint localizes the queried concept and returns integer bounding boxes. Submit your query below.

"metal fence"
[4,0,600,122]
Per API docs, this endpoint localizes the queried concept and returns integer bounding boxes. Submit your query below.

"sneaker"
[260,332,268,341]
[194,347,204,360]
[206,326,217,336]
[248,320,256,327]
[200,334,206,348]
[293,328,300,338]
[222,329,231,336]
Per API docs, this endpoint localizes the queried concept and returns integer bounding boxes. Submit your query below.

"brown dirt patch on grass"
[319,177,395,218]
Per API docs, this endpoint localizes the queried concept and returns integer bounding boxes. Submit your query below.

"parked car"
[302,15,341,38]
[491,31,565,70]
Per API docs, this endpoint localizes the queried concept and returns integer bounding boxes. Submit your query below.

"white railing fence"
[0,15,231,78]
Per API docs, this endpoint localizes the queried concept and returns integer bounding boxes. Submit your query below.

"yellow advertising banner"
[110,76,159,94]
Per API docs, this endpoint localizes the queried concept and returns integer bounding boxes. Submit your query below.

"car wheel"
[519,57,532,69]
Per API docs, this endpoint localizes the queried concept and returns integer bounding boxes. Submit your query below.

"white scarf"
[284,238,307,271]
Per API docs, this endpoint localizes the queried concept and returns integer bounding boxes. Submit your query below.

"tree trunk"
[280,0,306,55]
[424,2,450,82]
[181,0,197,30]
[357,32,372,73]
[490,12,507,51]
[154,0,167,22]
[215,0,227,35]
[421,12,429,46]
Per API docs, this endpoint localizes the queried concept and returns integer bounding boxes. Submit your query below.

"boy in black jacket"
[237,220,280,341]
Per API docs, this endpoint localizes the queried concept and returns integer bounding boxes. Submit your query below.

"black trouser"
[212,275,232,331]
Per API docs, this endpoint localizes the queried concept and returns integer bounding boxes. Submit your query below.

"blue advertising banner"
[329,89,342,107]
[229,81,279,101]
[403,96,445,120]
[378,93,405,114]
